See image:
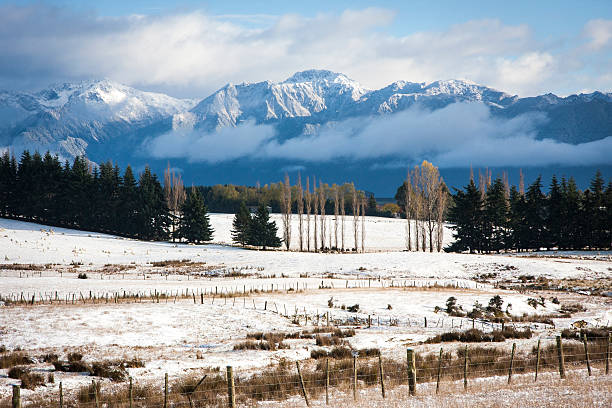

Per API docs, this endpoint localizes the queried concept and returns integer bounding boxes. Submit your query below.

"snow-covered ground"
[0,216,610,403]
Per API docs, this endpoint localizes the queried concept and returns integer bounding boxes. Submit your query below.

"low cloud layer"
[0,5,611,97]
[146,102,612,168]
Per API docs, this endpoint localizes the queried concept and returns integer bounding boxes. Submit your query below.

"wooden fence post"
[227,366,236,408]
[59,381,64,408]
[325,358,330,405]
[92,380,99,408]
[296,361,310,407]
[436,347,443,394]
[378,354,385,398]
[407,349,416,396]
[556,336,565,379]
[582,333,591,376]
[164,373,168,408]
[535,339,541,382]
[12,385,20,408]
[606,332,611,375]
[129,377,133,408]
[353,355,358,401]
[508,343,516,384]
[463,346,469,390]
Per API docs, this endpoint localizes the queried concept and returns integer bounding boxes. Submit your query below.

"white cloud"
[146,102,612,168]
[0,5,609,97]
[584,19,612,50]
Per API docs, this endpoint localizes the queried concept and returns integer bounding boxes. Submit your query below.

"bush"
[77,273,88,279]
[426,327,532,344]
[9,367,45,389]
[92,362,128,382]
[68,352,83,362]
[0,352,34,369]
[347,304,359,313]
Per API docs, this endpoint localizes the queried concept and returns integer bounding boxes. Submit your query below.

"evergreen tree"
[118,165,138,237]
[136,167,170,241]
[231,201,251,246]
[584,170,606,248]
[563,177,583,249]
[248,204,281,249]
[524,176,547,250]
[484,178,508,253]
[547,175,563,249]
[508,186,527,251]
[179,188,214,243]
[447,180,483,253]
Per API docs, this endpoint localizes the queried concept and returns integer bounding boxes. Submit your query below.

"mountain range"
[1,70,610,193]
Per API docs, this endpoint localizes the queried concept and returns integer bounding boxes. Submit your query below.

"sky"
[1,0,611,98]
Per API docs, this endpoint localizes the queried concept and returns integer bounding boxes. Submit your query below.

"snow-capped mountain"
[0,79,195,159]
[1,70,611,162]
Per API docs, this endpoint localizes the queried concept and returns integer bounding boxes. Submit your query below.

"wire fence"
[3,334,610,408]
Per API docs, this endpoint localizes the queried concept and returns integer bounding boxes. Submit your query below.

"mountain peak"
[283,69,351,84]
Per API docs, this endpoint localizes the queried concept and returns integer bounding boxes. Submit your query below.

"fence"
[5,334,611,408]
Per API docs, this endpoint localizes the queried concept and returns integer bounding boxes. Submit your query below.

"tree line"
[447,169,611,252]
[0,151,213,243]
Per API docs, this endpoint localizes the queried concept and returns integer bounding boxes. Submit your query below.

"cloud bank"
[0,5,611,97]
[146,102,612,168]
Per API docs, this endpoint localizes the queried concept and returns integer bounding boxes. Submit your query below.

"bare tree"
[281,173,292,250]
[297,173,304,252]
[420,161,444,252]
[519,169,525,195]
[502,170,510,199]
[435,183,448,252]
[403,170,414,251]
[313,176,318,252]
[340,188,345,251]
[305,177,311,252]
[163,163,185,242]
[360,197,366,253]
[319,181,326,250]
[333,185,339,249]
[412,166,421,251]
[351,183,359,251]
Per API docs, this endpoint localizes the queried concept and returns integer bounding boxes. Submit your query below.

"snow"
[0,216,610,401]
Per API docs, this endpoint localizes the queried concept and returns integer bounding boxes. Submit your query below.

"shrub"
[0,352,34,369]
[426,327,532,344]
[42,353,59,363]
[68,352,83,362]
[91,362,128,382]
[347,304,359,313]
[9,367,45,389]
[77,273,88,279]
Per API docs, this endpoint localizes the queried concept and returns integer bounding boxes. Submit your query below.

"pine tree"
[547,175,563,249]
[231,201,251,246]
[484,178,508,253]
[508,186,526,251]
[119,166,138,237]
[136,167,169,241]
[524,176,548,250]
[180,188,213,243]
[248,204,281,249]
[448,180,483,253]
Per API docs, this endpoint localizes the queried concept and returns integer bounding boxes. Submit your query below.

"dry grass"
[0,352,33,369]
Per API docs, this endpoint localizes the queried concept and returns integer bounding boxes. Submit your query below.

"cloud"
[584,19,612,50]
[146,102,612,168]
[0,5,609,97]
[146,120,275,163]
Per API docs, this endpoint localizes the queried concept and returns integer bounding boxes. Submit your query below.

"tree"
[180,187,213,243]
[448,180,483,253]
[231,201,251,246]
[280,173,292,250]
[305,177,311,251]
[524,176,547,250]
[484,178,509,253]
[297,173,304,251]
[248,204,281,249]
[136,167,170,241]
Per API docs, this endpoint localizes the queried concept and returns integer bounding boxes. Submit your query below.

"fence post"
[407,349,416,396]
[129,377,133,408]
[582,332,591,376]
[508,343,516,384]
[325,358,330,405]
[378,354,385,398]
[353,355,357,401]
[296,361,310,407]
[556,336,565,379]
[463,346,469,390]
[164,373,168,408]
[59,381,63,408]
[535,339,541,382]
[92,380,99,408]
[436,347,443,394]
[12,385,20,408]
[227,366,236,408]
[606,332,611,375]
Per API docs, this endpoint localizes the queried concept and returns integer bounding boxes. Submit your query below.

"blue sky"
[1,0,611,97]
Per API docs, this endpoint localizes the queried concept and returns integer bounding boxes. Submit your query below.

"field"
[0,215,611,407]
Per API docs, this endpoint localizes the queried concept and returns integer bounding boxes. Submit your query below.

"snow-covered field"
[0,216,610,404]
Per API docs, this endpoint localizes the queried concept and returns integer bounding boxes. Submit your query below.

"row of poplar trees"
[267,174,369,252]
[0,151,213,243]
[448,169,612,252]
